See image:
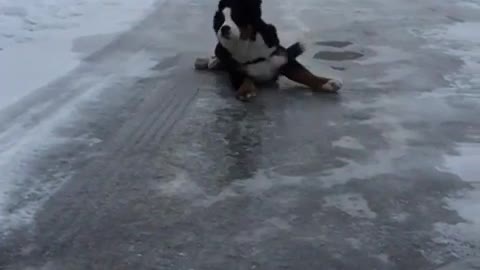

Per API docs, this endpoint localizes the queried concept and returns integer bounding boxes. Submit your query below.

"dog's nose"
[221,25,231,37]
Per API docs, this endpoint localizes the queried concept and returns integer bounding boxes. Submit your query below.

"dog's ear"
[245,0,262,19]
[218,0,229,9]
[248,0,262,9]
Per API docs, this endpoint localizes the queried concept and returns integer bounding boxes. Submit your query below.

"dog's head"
[213,0,262,42]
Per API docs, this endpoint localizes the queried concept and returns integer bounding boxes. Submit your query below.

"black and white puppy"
[211,0,342,100]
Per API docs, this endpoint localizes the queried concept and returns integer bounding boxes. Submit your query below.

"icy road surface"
[1,0,480,269]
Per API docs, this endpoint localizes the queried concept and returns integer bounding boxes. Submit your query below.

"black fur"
[286,42,305,59]
[213,0,305,91]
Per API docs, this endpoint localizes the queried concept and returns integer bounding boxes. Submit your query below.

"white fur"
[219,31,285,81]
[217,7,299,81]
[323,79,343,92]
[242,54,287,82]
[217,11,285,81]
[218,32,276,64]
[270,55,288,68]
[207,56,220,69]
[244,61,278,82]
[219,8,241,40]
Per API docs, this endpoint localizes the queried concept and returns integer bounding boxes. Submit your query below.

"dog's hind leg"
[280,59,342,92]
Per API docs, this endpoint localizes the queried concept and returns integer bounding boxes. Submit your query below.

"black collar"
[241,47,281,66]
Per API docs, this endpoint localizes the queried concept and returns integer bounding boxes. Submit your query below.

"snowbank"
[0,0,157,111]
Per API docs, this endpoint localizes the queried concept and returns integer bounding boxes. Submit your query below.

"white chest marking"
[243,55,287,81]
[220,34,287,81]
[220,34,276,64]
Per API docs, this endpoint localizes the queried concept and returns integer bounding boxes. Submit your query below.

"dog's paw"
[236,79,257,102]
[322,79,343,92]
[207,56,221,70]
[194,57,210,70]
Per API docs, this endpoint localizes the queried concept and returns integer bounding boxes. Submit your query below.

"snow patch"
[241,170,304,195]
[234,217,292,243]
[0,0,158,111]
[324,193,377,219]
[447,189,480,225]
[439,22,480,42]
[420,20,480,258]
[434,189,480,260]
[391,212,409,223]
[332,136,365,150]
[0,50,158,236]
[457,1,480,9]
[372,253,391,264]
[353,64,416,87]
[0,39,79,110]
[321,108,421,187]
[355,45,411,65]
[155,169,305,208]
[434,145,480,260]
[438,143,480,183]
[0,77,115,234]
[419,22,480,92]
[157,171,204,198]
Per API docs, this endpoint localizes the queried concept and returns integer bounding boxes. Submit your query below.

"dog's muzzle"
[220,25,231,39]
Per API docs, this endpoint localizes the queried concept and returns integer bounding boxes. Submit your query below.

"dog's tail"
[286,42,306,59]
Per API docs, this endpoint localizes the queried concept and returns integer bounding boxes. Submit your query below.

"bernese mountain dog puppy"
[210,0,343,101]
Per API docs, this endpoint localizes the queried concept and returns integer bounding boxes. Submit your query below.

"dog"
[210,0,343,101]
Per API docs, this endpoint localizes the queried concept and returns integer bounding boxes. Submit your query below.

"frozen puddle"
[314,50,364,61]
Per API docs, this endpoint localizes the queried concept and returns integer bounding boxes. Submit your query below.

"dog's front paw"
[207,56,221,70]
[322,79,343,92]
[194,57,210,70]
[236,79,257,102]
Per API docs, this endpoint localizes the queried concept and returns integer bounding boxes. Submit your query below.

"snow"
[324,193,378,219]
[439,143,480,183]
[0,50,158,236]
[0,39,79,110]
[0,0,157,111]
[0,0,158,235]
